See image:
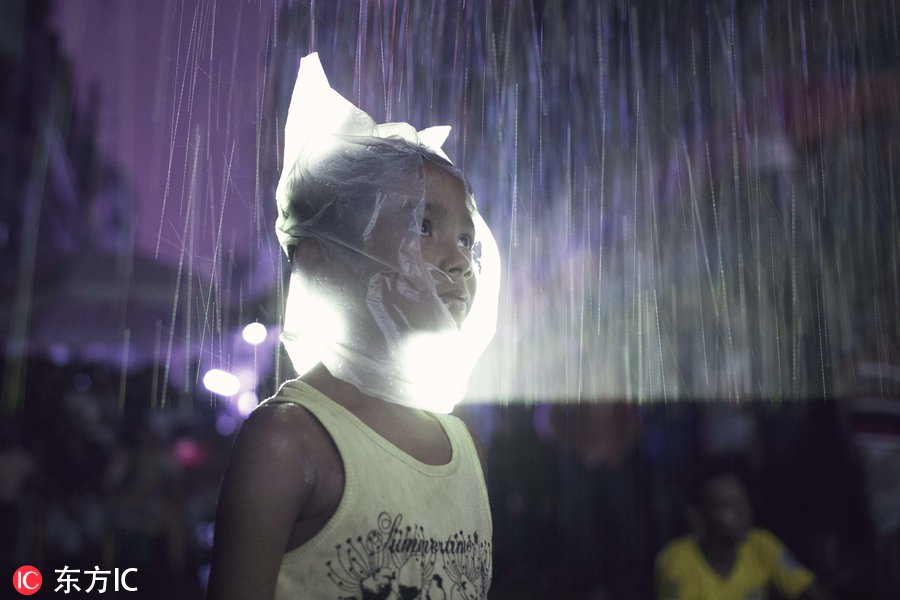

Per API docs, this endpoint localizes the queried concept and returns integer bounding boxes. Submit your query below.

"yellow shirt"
[265,380,492,600]
[656,528,814,600]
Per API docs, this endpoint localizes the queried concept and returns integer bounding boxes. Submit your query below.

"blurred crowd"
[1,357,898,600]
[1,358,227,598]
[474,373,900,600]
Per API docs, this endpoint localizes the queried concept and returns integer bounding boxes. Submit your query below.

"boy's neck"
[301,363,363,407]
[298,363,454,468]
[301,363,401,415]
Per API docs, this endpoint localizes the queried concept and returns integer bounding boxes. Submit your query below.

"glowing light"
[173,437,205,467]
[49,344,70,366]
[401,332,469,414]
[236,369,258,390]
[73,372,92,392]
[203,369,240,397]
[242,322,268,345]
[236,391,259,417]
[282,275,347,376]
[278,53,356,193]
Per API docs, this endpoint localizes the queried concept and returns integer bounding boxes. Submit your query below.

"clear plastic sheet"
[276,53,500,413]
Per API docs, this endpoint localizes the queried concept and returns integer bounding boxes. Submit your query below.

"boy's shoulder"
[237,381,339,467]
[254,377,340,424]
[265,376,329,405]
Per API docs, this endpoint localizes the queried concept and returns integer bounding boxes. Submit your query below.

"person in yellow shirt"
[656,467,834,600]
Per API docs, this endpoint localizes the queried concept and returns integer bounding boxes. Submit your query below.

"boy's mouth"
[437,288,470,321]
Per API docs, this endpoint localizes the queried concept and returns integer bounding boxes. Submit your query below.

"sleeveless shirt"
[264,379,492,600]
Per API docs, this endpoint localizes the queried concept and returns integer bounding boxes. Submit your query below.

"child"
[655,464,833,600]
[207,54,498,600]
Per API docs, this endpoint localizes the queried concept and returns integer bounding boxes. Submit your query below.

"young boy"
[655,465,833,600]
[207,54,498,600]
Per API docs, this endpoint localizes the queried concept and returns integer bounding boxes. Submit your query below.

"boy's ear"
[292,238,326,271]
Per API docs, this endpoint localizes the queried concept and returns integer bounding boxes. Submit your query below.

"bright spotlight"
[401,332,468,414]
[242,322,268,345]
[203,369,241,397]
[282,276,348,376]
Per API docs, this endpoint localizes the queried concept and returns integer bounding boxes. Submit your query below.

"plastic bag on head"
[276,53,500,413]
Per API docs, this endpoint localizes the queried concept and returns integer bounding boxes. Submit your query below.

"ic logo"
[12,565,42,595]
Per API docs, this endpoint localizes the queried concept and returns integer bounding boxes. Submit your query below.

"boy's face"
[282,146,499,408]
[701,474,752,544]
[419,162,478,328]
[294,155,484,351]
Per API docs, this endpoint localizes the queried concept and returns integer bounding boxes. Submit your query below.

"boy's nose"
[423,234,474,282]
[440,243,473,280]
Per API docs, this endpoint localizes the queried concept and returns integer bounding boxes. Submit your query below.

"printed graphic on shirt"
[326,511,491,600]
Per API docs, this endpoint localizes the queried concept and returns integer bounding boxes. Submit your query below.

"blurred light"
[84,342,105,362]
[49,344,71,365]
[401,332,468,414]
[215,414,238,436]
[235,369,259,390]
[195,521,215,549]
[73,372,92,392]
[237,391,259,417]
[242,322,268,345]
[203,369,240,396]
[173,437,205,467]
[282,277,347,376]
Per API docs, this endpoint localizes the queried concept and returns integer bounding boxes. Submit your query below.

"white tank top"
[265,379,492,600]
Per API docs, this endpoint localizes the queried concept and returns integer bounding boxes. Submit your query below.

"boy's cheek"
[363,217,423,271]
[466,277,478,304]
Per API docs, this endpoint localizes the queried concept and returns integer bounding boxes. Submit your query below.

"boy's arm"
[206,403,322,600]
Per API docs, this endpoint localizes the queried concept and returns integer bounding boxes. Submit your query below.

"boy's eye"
[419,219,432,236]
[458,234,474,250]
